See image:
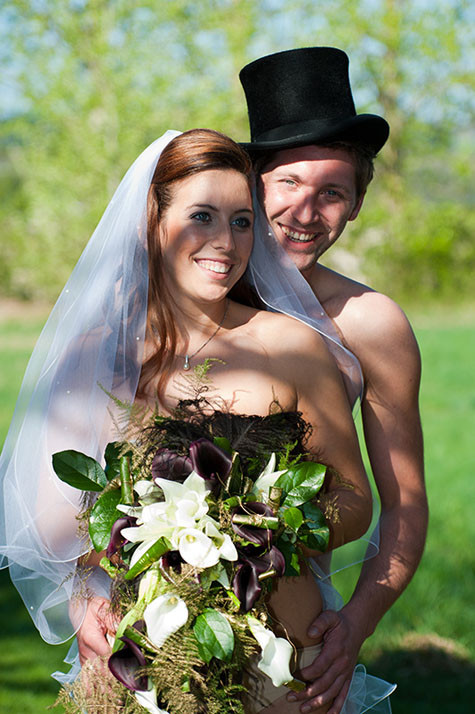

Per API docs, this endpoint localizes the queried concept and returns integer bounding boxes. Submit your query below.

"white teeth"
[197,259,231,274]
[281,225,316,242]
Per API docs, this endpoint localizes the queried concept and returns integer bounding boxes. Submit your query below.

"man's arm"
[289,293,428,713]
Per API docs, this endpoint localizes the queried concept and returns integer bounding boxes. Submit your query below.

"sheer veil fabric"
[0,130,377,649]
[0,131,180,643]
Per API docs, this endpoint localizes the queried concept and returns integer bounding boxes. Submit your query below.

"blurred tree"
[292,0,475,298]
[0,0,473,301]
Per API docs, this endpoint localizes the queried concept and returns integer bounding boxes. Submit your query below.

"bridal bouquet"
[53,404,330,714]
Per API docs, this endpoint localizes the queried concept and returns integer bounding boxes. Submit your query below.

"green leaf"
[193,609,234,663]
[225,452,243,496]
[276,535,301,577]
[213,436,232,455]
[89,489,122,551]
[52,450,107,491]
[298,502,330,552]
[275,461,326,507]
[283,506,304,531]
[104,441,130,482]
[125,537,170,580]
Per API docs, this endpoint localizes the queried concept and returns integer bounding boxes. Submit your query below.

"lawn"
[0,303,474,713]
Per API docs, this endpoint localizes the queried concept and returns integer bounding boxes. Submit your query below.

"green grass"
[0,307,474,712]
[0,312,69,713]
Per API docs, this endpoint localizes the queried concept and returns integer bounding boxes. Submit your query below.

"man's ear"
[349,191,366,221]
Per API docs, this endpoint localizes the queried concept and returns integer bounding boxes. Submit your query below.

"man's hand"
[287,609,361,713]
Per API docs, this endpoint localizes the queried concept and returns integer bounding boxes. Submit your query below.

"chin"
[281,247,318,275]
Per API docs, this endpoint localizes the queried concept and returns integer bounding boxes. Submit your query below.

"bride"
[0,128,392,713]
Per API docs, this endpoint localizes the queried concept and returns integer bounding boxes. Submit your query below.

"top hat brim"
[240,113,389,156]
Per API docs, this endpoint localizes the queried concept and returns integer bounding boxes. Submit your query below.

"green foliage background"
[1,0,474,302]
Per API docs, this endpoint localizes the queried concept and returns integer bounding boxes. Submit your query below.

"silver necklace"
[181,299,229,371]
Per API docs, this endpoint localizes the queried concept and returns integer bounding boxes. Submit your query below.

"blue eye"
[191,211,211,223]
[232,216,252,229]
[323,189,342,199]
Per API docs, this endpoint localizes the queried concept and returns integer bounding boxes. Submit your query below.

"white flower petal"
[261,453,277,476]
[135,480,161,505]
[200,518,237,562]
[144,593,188,648]
[154,472,210,523]
[128,539,155,569]
[177,528,219,568]
[217,532,238,561]
[117,503,143,517]
[251,461,287,503]
[135,684,169,714]
[247,616,293,687]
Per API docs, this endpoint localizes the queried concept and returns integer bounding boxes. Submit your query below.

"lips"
[195,259,232,274]
[280,224,318,243]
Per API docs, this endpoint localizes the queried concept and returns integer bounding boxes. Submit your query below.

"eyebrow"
[187,203,253,213]
[276,172,352,193]
[325,183,353,192]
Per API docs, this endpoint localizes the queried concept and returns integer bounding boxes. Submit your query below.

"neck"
[301,260,320,286]
[171,296,230,359]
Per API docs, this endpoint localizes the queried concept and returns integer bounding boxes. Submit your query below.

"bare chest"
[144,336,297,417]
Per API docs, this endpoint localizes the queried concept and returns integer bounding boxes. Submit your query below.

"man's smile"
[280,224,319,243]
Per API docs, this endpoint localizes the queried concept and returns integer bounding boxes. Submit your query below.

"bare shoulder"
[345,290,419,355]
[315,265,420,363]
[244,306,329,356]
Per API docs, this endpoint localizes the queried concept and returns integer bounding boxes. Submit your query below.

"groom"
[239,48,427,712]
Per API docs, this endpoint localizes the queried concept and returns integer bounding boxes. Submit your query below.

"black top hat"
[239,47,389,155]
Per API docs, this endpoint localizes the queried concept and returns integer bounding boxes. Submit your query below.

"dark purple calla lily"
[242,544,286,578]
[231,502,275,547]
[108,636,148,692]
[152,448,193,482]
[232,544,286,611]
[160,549,183,573]
[232,560,262,612]
[106,516,137,559]
[189,438,232,493]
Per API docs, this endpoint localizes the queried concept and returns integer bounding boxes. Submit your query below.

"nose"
[212,221,236,252]
[292,189,320,225]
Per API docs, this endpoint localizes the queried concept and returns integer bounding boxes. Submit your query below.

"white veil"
[0,130,180,643]
[0,129,376,651]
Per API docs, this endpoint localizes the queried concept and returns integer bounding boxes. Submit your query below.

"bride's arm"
[282,320,372,553]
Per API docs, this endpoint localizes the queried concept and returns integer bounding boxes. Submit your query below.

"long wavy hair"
[137,129,253,400]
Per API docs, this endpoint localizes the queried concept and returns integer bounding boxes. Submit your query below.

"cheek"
[262,183,289,218]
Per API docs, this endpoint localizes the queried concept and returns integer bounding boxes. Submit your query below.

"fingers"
[326,680,351,714]
[77,597,114,664]
[295,674,349,713]
[307,609,341,639]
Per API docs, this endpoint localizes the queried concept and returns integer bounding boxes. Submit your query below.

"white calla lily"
[138,568,160,603]
[251,453,287,503]
[175,527,220,568]
[135,684,169,714]
[202,518,238,562]
[144,593,188,648]
[247,616,293,687]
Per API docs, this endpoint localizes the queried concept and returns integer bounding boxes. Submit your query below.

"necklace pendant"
[183,355,191,371]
